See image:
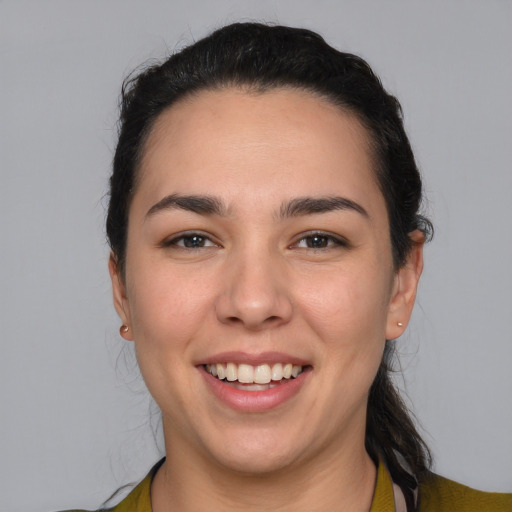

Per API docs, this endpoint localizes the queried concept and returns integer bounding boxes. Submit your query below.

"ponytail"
[366,343,432,511]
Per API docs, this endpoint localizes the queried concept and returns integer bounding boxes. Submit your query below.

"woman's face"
[110,88,422,474]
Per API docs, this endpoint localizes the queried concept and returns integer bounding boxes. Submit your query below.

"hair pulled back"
[107,22,433,511]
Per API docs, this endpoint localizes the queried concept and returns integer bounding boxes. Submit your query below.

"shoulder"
[419,472,512,512]
[56,478,150,512]
[57,459,161,512]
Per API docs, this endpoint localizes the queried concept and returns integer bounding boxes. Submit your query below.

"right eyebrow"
[278,196,369,220]
[145,194,228,219]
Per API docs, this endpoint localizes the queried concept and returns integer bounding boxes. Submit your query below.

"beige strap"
[392,482,407,512]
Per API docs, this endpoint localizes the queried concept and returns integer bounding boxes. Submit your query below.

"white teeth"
[254,364,272,384]
[206,362,304,384]
[271,363,283,381]
[216,363,226,380]
[238,364,254,383]
[226,362,237,382]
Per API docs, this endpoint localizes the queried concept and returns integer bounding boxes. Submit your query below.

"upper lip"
[197,351,311,367]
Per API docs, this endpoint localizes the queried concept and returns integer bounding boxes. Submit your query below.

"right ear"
[108,252,133,341]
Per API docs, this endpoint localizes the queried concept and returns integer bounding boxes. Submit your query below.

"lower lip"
[200,366,310,412]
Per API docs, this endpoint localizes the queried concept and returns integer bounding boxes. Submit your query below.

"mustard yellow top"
[63,459,512,512]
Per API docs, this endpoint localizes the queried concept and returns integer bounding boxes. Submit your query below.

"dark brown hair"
[107,22,433,510]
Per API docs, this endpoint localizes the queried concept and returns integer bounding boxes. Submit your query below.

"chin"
[202,427,305,475]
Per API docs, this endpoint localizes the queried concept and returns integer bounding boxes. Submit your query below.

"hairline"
[132,82,382,199]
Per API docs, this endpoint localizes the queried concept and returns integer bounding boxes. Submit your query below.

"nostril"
[215,288,293,329]
[223,314,284,329]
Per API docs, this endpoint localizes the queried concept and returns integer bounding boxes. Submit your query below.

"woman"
[70,22,510,512]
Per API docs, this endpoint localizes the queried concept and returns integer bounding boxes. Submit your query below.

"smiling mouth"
[204,363,306,391]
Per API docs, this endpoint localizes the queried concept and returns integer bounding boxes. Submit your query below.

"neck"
[151,424,377,512]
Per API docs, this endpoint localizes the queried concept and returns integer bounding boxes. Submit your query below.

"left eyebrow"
[145,193,228,219]
[278,196,369,220]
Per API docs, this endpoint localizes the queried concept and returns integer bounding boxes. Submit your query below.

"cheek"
[299,263,392,340]
[126,259,216,352]
[297,262,390,386]
[124,264,218,413]
[292,268,388,443]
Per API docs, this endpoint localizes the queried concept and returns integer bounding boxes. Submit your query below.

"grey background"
[1,1,511,510]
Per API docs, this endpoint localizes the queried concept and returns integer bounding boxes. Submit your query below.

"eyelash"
[161,232,220,250]
[292,232,349,250]
[161,231,348,251]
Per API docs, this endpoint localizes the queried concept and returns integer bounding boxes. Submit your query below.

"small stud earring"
[120,324,129,335]
[397,322,404,327]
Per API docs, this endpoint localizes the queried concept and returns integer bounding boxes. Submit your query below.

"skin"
[109,88,424,512]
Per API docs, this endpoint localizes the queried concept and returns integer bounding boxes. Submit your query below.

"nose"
[215,249,293,330]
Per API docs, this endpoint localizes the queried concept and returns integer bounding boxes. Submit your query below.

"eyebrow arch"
[279,196,369,219]
[146,194,228,219]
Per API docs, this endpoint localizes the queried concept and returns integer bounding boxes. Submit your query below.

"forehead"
[134,87,384,218]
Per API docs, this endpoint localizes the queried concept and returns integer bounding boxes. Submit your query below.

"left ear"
[108,252,134,342]
[386,230,424,340]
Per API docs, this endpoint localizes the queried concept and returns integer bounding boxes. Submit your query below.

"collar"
[370,459,406,512]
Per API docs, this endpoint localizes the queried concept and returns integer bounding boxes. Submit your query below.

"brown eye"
[305,235,330,248]
[182,235,207,248]
[163,233,218,249]
[294,232,347,250]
